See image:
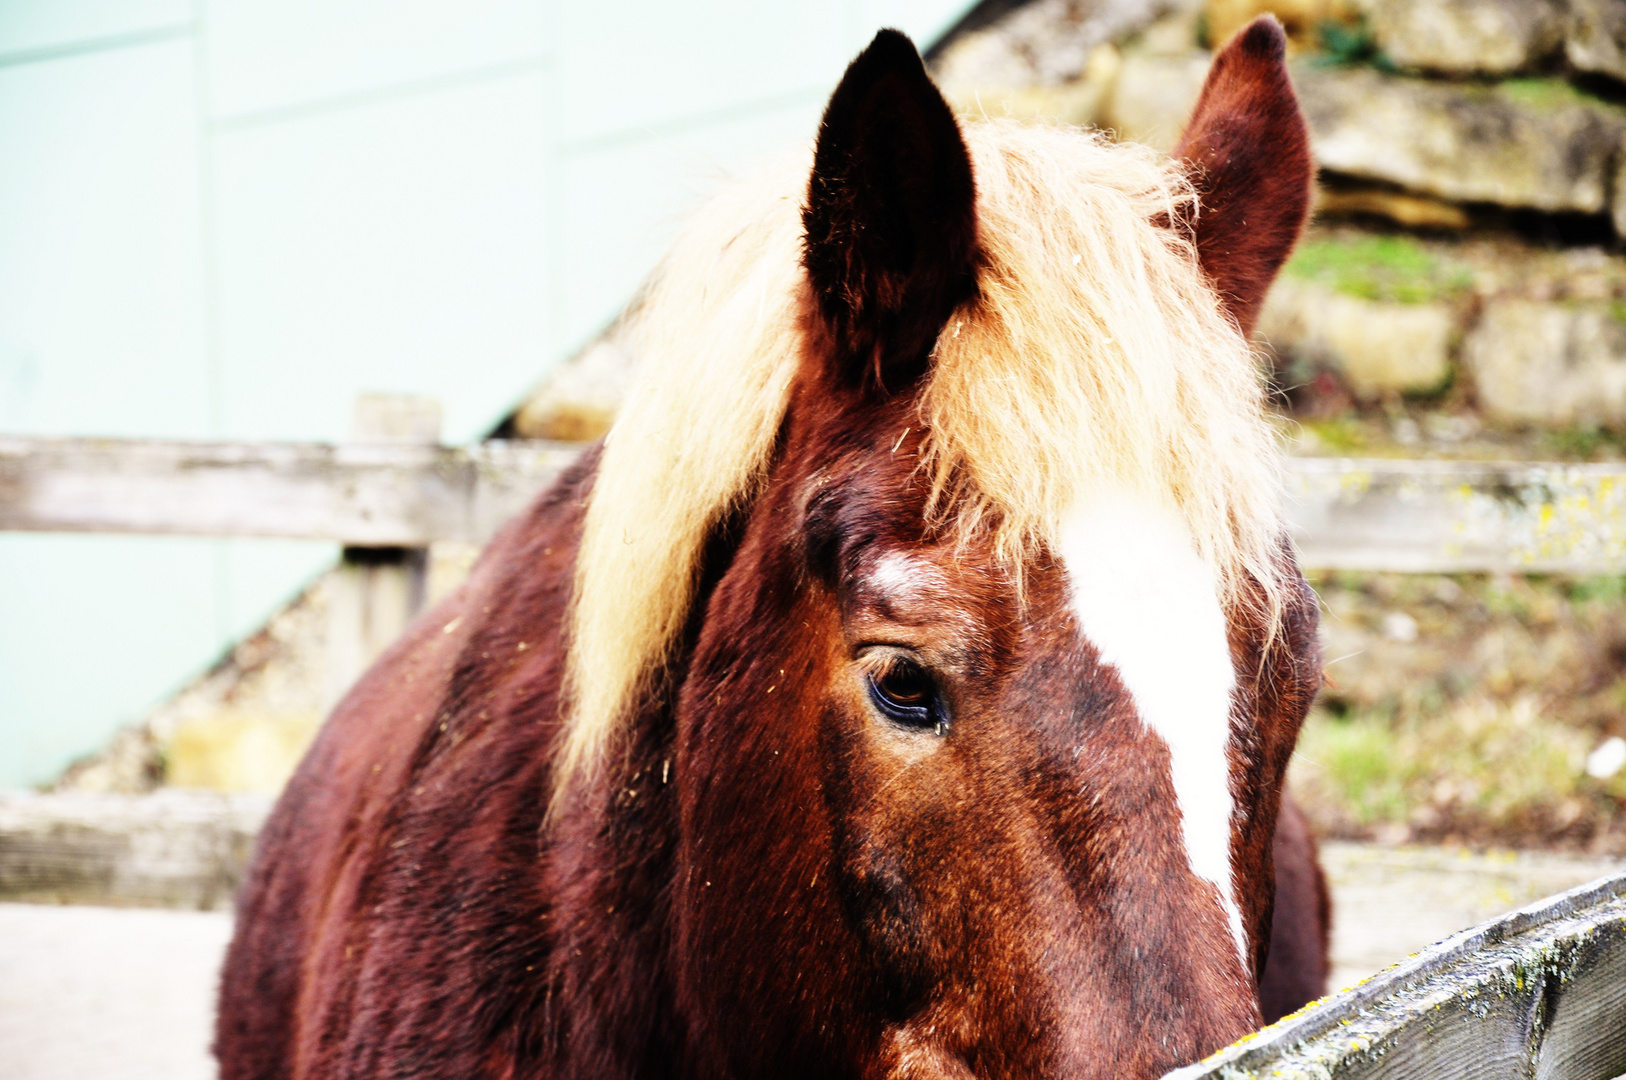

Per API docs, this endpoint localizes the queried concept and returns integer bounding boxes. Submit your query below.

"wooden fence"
[8,435,1626,573]
[1167,868,1626,1080]
[0,435,580,546]
[13,430,1626,704]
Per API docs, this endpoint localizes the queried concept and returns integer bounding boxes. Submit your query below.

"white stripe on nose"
[1058,489,1247,968]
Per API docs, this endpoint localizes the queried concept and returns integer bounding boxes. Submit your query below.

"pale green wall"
[0,0,974,788]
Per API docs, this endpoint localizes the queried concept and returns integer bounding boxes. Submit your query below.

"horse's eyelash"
[863,653,919,681]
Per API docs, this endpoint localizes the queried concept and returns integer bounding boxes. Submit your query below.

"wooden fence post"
[323,395,441,710]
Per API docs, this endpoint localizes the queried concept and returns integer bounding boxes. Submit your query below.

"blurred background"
[0,0,971,792]
[7,0,1626,1076]
[13,0,1626,856]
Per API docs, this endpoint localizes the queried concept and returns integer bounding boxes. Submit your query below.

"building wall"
[0,0,972,788]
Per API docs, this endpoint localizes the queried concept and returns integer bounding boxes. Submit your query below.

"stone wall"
[933,0,1626,429]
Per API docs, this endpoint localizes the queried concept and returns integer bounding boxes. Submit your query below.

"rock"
[54,725,163,794]
[1104,55,1626,215]
[165,711,322,795]
[1099,50,1211,152]
[1465,300,1626,426]
[931,0,1183,88]
[1366,0,1564,75]
[1205,0,1361,51]
[1567,0,1626,85]
[511,337,637,441]
[1316,185,1472,230]
[1259,277,1456,399]
[939,43,1122,127]
[1296,63,1626,216]
[1586,735,1626,779]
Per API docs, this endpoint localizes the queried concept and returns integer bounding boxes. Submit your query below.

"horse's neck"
[531,442,772,1073]
[537,687,682,1071]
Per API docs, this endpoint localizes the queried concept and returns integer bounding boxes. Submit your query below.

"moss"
[1608,299,1626,325]
[1312,17,1395,73]
[1498,77,1615,113]
[1302,416,1370,454]
[1284,235,1473,304]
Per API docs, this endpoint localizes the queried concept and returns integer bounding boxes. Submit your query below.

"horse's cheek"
[814,708,965,1007]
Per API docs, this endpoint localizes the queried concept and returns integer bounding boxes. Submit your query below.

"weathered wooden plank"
[0,436,580,545]
[1164,870,1626,1080]
[1287,458,1626,574]
[7,439,1626,573]
[0,791,271,910]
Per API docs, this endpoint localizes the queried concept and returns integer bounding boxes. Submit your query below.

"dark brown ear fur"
[1174,16,1313,336]
[803,28,978,389]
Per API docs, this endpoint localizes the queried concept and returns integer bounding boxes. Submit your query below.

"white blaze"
[1058,489,1248,967]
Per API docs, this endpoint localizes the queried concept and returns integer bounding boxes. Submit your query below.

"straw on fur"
[558,121,1286,803]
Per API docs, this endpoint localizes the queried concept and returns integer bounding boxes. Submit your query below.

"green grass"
[1542,424,1621,460]
[1284,235,1473,304]
[1295,700,1600,832]
[1566,575,1626,604]
[1297,709,1414,825]
[1292,572,1626,847]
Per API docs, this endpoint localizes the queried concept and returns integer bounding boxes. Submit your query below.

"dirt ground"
[2,843,1620,1080]
[1291,570,1626,853]
[0,902,230,1080]
[1316,841,1624,992]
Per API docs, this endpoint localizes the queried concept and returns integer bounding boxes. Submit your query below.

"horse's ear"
[1173,16,1313,337]
[803,29,978,389]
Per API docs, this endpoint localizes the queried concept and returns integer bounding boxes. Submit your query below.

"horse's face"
[668,23,1319,1080]
[678,393,1318,1079]
[808,434,1310,1076]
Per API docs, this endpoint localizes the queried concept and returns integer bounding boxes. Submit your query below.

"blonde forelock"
[557,122,1286,808]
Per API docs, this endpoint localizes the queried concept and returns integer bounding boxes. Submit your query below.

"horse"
[217,19,1327,1079]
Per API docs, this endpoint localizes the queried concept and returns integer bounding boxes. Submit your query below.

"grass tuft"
[1285,235,1473,305]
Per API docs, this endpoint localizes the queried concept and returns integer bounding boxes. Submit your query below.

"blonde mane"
[558,121,1286,800]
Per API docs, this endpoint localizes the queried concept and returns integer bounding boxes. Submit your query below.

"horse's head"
[564,19,1320,1079]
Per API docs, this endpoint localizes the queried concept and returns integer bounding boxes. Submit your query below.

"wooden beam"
[1166,869,1626,1080]
[6,438,1626,573]
[1286,458,1626,574]
[0,791,271,910]
[0,436,580,545]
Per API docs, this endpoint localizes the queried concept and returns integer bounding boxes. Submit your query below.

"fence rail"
[1166,868,1626,1080]
[0,435,581,546]
[8,436,1626,573]
[1286,458,1626,574]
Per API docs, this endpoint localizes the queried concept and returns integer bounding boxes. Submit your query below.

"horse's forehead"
[864,550,949,600]
[849,548,986,632]
[1056,488,1248,966]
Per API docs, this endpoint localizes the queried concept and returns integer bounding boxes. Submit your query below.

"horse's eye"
[867,659,943,732]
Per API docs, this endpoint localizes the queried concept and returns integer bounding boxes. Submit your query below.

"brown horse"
[217,20,1327,1080]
